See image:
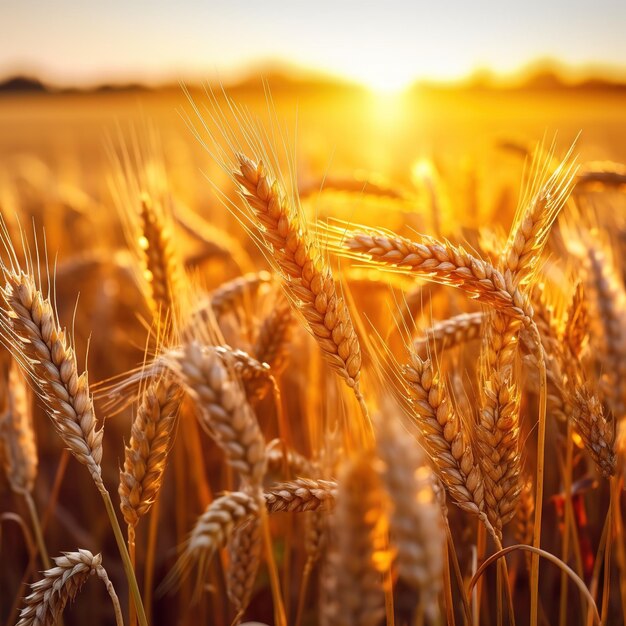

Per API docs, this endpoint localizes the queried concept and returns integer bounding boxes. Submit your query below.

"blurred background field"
[2,76,626,240]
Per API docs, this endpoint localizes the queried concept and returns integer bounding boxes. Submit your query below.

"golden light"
[366,90,410,130]
[358,67,416,94]
[411,158,435,184]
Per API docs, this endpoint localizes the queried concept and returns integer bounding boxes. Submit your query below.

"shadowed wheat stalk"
[321,454,386,626]
[375,411,444,621]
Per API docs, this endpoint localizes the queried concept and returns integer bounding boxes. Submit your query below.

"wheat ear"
[209,270,273,317]
[475,368,522,536]
[265,438,314,477]
[138,193,181,321]
[119,377,181,527]
[0,360,37,494]
[234,155,365,406]
[0,269,103,485]
[584,238,626,418]
[227,516,262,623]
[215,345,275,403]
[332,226,534,324]
[476,152,576,534]
[0,237,147,625]
[17,549,123,626]
[415,311,484,354]
[264,478,337,513]
[571,387,616,477]
[402,353,491,534]
[161,491,259,596]
[253,294,294,374]
[499,148,577,287]
[166,341,266,485]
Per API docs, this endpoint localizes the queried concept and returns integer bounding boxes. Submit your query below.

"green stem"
[98,485,148,626]
[23,491,51,570]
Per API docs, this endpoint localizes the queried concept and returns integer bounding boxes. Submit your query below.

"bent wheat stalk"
[17,549,123,626]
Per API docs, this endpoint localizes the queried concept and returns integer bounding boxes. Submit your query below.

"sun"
[355,65,417,94]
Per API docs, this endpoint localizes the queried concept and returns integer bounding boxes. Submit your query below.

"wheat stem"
[468,545,601,626]
[99,486,147,626]
[97,565,125,626]
[23,491,51,570]
[530,335,547,626]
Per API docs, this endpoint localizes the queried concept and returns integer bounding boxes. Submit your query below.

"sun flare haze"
[2,3,626,626]
[3,0,626,89]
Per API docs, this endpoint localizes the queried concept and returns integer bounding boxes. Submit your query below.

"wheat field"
[1,82,626,626]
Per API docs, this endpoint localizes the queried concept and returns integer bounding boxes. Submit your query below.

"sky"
[3,0,626,91]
